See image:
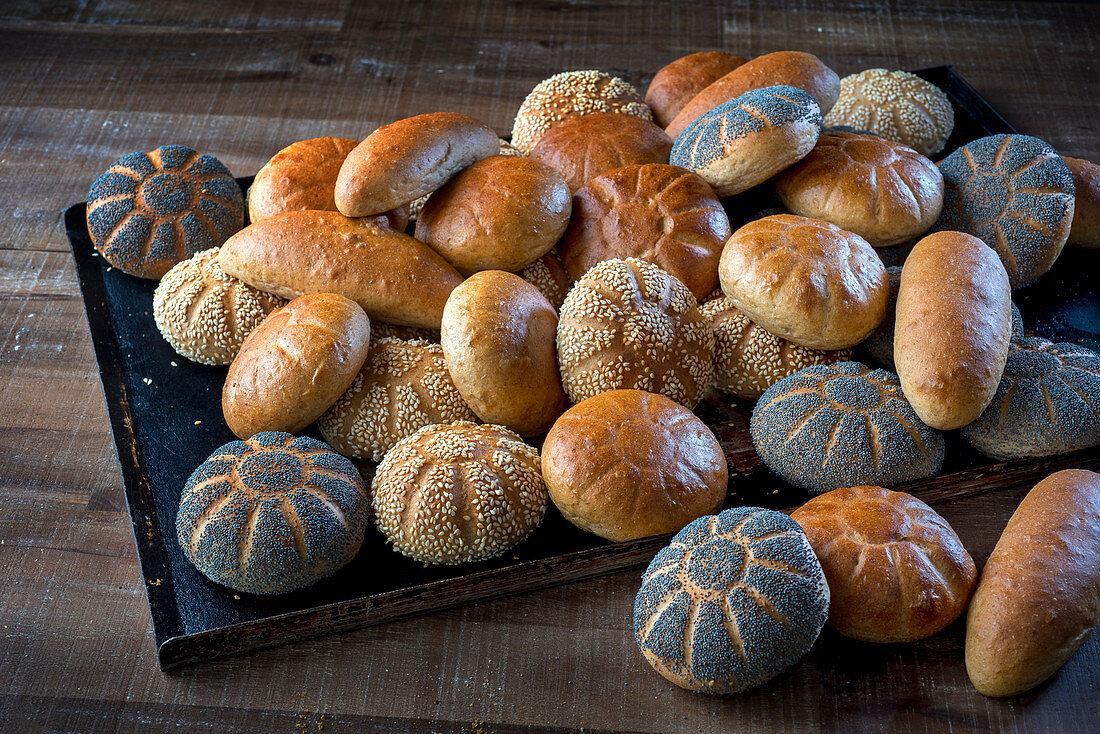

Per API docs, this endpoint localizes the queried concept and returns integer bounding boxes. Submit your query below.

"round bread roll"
[556,257,714,408]
[776,131,944,246]
[510,70,652,154]
[415,155,571,275]
[935,134,1075,289]
[671,86,822,197]
[792,486,976,643]
[542,389,727,542]
[153,248,283,365]
[751,361,945,493]
[823,69,954,156]
[961,337,1100,460]
[719,214,889,350]
[218,210,463,329]
[634,506,828,693]
[407,137,522,223]
[441,271,568,436]
[249,137,356,221]
[1064,156,1100,247]
[557,163,730,299]
[517,249,571,310]
[895,231,1013,430]
[665,51,839,139]
[528,112,673,194]
[86,144,244,279]
[701,294,850,400]
[645,51,748,129]
[335,113,498,217]
[176,432,370,595]
[372,421,547,564]
[222,293,372,439]
[317,337,476,461]
[965,469,1100,697]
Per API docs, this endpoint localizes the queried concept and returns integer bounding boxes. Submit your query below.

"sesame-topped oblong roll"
[671,85,822,197]
[895,231,1013,430]
[335,112,499,217]
[218,210,464,329]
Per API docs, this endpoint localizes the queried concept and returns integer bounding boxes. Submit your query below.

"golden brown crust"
[217,210,463,329]
[441,271,568,436]
[248,137,359,222]
[776,132,944,247]
[335,112,498,216]
[541,389,728,541]
[558,163,730,300]
[895,231,1013,430]
[528,113,673,194]
[965,469,1100,697]
[414,155,571,275]
[718,214,888,350]
[1065,156,1100,248]
[665,51,840,139]
[222,293,371,439]
[791,486,976,643]
[645,51,748,129]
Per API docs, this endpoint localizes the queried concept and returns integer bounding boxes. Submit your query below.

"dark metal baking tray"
[64,66,1100,670]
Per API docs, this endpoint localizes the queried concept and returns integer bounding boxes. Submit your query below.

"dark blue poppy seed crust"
[176,431,370,595]
[671,85,822,171]
[633,507,829,694]
[961,337,1100,459]
[86,144,244,279]
[750,361,944,493]
[935,134,1075,289]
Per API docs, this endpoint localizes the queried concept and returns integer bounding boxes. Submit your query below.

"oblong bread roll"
[218,210,464,329]
[965,469,1100,697]
[894,230,1012,430]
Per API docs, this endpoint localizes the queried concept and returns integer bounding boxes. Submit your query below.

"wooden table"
[2,1,1097,731]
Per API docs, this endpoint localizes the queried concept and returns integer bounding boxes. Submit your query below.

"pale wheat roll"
[894,231,1012,430]
[441,271,568,436]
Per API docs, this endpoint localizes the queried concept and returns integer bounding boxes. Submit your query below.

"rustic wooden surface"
[1,1,1098,731]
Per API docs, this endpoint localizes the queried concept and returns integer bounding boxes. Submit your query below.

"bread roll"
[751,361,944,493]
[528,112,673,194]
[966,469,1100,697]
[935,134,1075,289]
[176,432,370,594]
[372,421,547,564]
[441,271,568,436]
[823,69,954,156]
[665,51,839,139]
[541,389,727,542]
[776,131,944,246]
[645,51,748,128]
[701,294,850,399]
[895,231,1013,430]
[415,155,571,275]
[557,163,730,300]
[335,112,498,216]
[1064,156,1100,248]
[153,248,284,365]
[792,486,976,643]
[510,70,652,154]
[317,337,476,461]
[719,214,889,350]
[218,210,463,329]
[634,507,828,693]
[248,137,359,222]
[671,86,821,197]
[86,145,244,279]
[557,258,714,408]
[222,293,371,439]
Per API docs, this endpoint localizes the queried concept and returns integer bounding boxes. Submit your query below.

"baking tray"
[65,66,1100,670]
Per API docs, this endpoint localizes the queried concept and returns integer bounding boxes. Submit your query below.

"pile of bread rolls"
[84,48,1100,699]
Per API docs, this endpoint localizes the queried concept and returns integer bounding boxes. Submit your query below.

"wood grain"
[1,1,1099,731]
